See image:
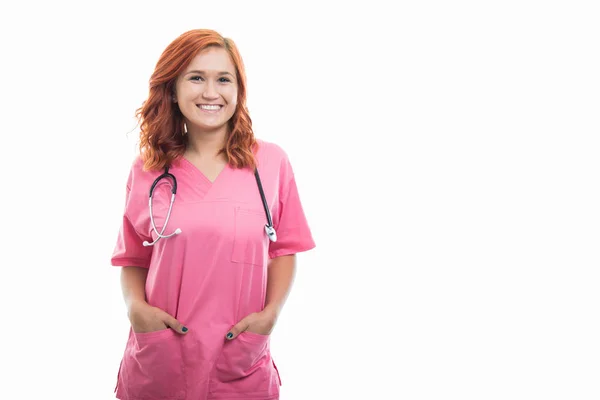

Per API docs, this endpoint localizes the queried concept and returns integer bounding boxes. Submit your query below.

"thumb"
[226,319,250,340]
[163,315,188,335]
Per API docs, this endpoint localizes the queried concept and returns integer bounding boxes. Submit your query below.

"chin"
[190,122,228,132]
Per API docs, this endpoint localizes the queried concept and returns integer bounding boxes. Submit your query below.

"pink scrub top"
[110,140,316,400]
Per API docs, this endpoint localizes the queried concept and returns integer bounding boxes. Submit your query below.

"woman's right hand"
[128,301,188,335]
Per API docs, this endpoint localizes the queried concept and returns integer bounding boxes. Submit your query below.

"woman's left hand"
[225,309,278,340]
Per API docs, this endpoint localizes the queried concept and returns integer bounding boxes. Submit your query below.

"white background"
[1,1,599,399]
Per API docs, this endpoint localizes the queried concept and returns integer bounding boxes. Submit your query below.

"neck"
[185,126,228,159]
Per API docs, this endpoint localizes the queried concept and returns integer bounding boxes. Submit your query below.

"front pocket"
[214,331,270,382]
[122,328,186,400]
[231,207,268,266]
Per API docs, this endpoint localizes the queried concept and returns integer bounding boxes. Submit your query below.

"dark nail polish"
[182,327,188,332]
[226,332,233,339]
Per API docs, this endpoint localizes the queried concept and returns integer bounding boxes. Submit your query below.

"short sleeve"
[268,157,316,259]
[110,181,153,268]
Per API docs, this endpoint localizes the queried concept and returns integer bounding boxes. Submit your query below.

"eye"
[189,76,203,81]
[218,77,232,83]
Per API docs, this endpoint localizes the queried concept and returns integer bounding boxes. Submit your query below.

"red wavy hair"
[135,29,257,172]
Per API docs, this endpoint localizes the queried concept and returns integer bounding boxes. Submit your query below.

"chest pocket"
[231,207,269,267]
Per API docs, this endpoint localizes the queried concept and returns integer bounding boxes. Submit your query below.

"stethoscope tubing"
[143,165,275,246]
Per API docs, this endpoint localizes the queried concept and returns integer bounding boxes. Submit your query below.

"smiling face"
[173,46,238,136]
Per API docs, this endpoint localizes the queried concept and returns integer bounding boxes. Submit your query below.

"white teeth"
[198,105,221,110]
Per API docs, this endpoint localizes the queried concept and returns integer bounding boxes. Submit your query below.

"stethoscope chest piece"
[265,225,277,242]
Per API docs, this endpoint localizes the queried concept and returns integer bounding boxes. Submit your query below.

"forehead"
[184,46,236,75]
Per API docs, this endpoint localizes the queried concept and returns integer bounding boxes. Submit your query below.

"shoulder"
[254,138,293,171]
[254,138,296,187]
[131,154,145,170]
[126,154,160,190]
[256,139,287,158]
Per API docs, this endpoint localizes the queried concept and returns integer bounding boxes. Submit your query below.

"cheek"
[183,85,202,99]
[225,87,238,104]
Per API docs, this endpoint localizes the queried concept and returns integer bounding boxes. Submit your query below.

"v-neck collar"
[178,156,230,185]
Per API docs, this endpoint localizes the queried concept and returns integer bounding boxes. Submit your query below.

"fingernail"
[182,327,188,332]
[226,332,233,339]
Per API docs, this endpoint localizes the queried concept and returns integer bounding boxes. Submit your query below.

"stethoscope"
[143,165,277,247]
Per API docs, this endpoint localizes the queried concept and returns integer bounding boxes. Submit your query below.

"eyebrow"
[186,70,235,77]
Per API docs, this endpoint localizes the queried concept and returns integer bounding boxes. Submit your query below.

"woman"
[111,29,315,400]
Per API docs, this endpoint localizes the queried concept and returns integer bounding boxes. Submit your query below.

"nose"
[202,80,219,100]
